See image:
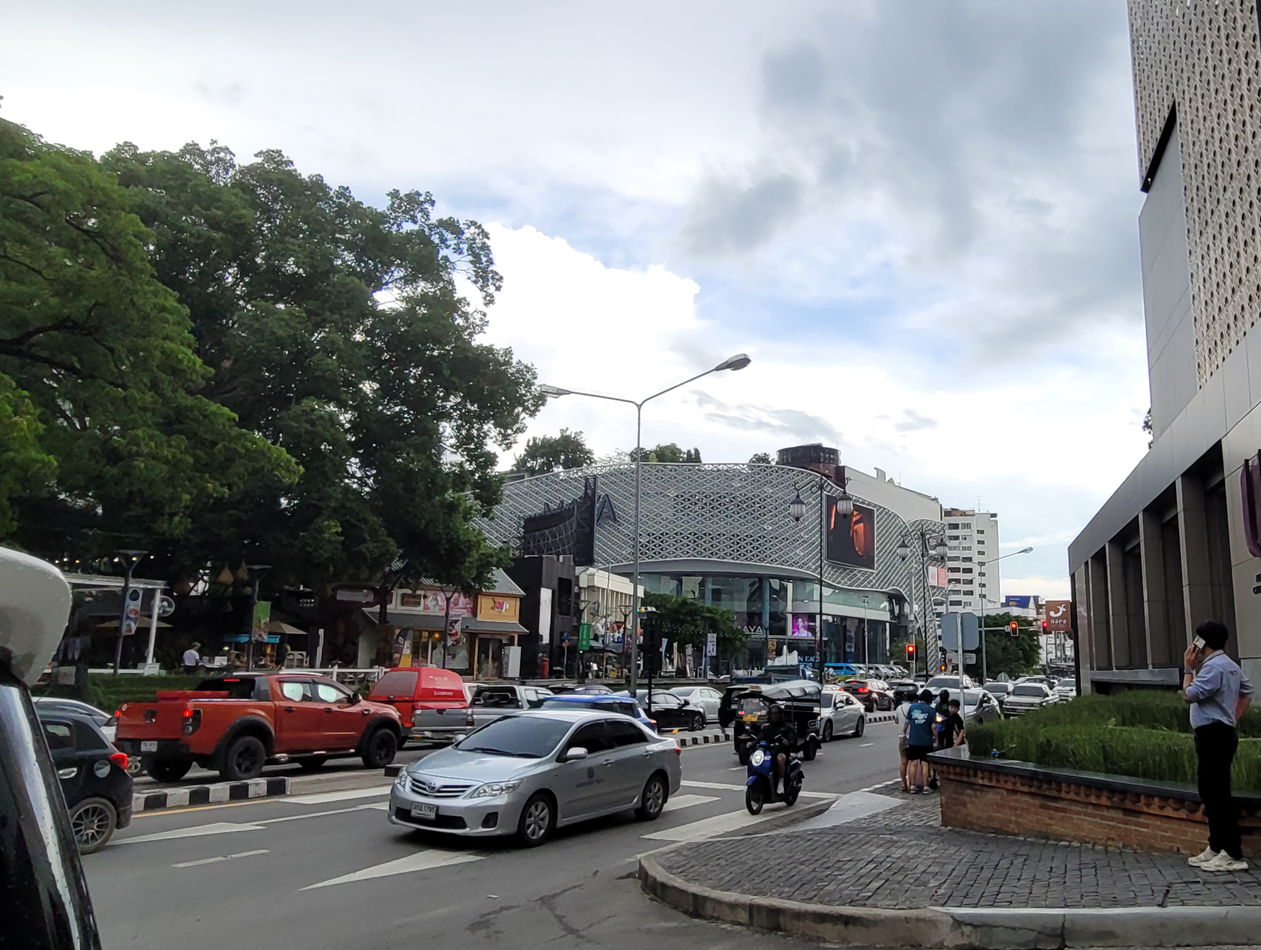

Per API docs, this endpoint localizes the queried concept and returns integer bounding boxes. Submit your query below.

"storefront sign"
[578,623,591,651]
[398,589,473,615]
[1046,600,1072,633]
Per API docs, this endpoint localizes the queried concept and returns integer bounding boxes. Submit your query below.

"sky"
[3,1,1152,600]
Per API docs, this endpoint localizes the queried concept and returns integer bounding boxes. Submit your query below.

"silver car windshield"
[456,716,572,758]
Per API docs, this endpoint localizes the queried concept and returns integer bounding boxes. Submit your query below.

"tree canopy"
[642,443,701,463]
[511,427,594,475]
[964,613,1041,679]
[748,451,773,465]
[642,591,747,653]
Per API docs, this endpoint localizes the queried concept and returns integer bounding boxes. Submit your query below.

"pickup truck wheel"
[222,735,266,781]
[144,757,193,783]
[361,728,398,769]
[297,756,328,771]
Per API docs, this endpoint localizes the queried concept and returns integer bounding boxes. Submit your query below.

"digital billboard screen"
[825,497,876,570]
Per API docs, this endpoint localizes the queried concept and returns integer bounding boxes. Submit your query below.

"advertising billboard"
[825,497,876,570]
[1046,600,1073,633]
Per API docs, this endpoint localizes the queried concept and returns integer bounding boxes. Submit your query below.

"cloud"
[893,409,938,433]
[681,174,803,257]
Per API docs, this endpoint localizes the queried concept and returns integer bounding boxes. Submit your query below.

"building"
[1069,2,1261,692]
[478,444,950,672]
[940,508,1002,615]
[507,555,578,679]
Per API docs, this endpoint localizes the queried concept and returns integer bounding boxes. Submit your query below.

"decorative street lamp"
[789,480,828,690]
[540,353,751,691]
[897,527,949,676]
[112,550,148,675]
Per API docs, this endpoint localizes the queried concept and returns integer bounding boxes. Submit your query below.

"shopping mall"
[479,444,949,672]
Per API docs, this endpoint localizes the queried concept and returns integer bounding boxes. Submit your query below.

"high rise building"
[940,508,1001,615]
[1070,2,1261,693]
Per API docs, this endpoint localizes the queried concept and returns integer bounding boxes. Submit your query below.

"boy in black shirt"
[941,698,966,748]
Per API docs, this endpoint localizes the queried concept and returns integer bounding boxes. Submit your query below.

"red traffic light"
[1008,620,1019,637]
[1041,621,1049,632]
[905,643,915,656]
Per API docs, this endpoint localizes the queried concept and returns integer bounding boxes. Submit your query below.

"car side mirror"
[562,746,588,762]
[347,693,361,705]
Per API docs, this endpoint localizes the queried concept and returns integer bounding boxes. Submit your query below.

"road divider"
[133,777,289,813]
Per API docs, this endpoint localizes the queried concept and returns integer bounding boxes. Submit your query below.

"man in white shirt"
[182,642,201,674]
[895,694,914,792]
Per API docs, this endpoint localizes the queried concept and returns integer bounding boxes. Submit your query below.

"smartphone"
[1193,636,1206,650]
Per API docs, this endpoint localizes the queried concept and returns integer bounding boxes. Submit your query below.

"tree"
[748,452,773,465]
[647,443,702,463]
[511,428,594,475]
[99,141,542,590]
[964,613,1041,680]
[642,592,747,653]
[0,118,292,554]
[1142,407,1153,450]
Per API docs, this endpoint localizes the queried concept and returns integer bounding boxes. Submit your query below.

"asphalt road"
[87,721,902,950]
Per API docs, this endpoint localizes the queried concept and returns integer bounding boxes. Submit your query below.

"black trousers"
[1194,721,1241,859]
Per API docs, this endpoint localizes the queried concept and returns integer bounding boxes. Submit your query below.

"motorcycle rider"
[758,703,798,793]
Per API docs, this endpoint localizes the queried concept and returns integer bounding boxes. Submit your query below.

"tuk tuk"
[728,679,823,764]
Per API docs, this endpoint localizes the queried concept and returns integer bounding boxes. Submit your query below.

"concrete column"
[1139,509,1168,667]
[1105,540,1132,667]
[1088,553,1111,670]
[1176,472,1213,644]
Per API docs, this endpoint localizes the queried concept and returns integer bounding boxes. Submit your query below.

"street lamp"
[970,546,1033,682]
[112,549,148,675]
[245,563,271,671]
[789,482,827,688]
[897,527,948,677]
[540,353,752,691]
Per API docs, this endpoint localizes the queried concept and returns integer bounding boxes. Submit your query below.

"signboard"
[157,595,176,618]
[825,497,876,570]
[252,601,271,643]
[1046,600,1073,633]
[399,589,473,615]
[964,652,976,664]
[121,587,142,636]
[941,612,979,651]
[706,632,717,656]
[578,623,591,651]
[538,588,553,645]
[504,645,522,678]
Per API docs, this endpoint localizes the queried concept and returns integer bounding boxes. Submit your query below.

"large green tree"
[101,141,541,588]
[0,119,291,551]
[964,613,1041,680]
[511,428,594,475]
[643,591,748,653]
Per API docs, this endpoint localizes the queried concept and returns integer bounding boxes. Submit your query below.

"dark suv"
[36,708,133,853]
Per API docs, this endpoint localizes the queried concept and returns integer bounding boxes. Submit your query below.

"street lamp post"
[967,547,1033,681]
[790,475,853,687]
[540,353,751,692]
[245,563,271,672]
[112,550,148,675]
[897,529,948,675]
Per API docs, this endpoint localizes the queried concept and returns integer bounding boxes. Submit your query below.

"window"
[616,702,640,718]
[42,721,74,751]
[976,529,985,535]
[949,599,963,607]
[197,677,260,700]
[279,681,311,702]
[314,682,349,703]
[373,670,419,698]
[567,722,612,754]
[608,720,648,746]
[474,687,521,708]
[457,716,571,758]
[948,523,959,529]
[961,567,973,574]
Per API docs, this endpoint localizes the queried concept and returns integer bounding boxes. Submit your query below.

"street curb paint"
[132,777,289,813]
[638,855,1261,948]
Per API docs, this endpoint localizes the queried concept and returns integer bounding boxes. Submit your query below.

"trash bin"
[539,657,549,678]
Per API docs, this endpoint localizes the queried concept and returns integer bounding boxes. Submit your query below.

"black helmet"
[767,703,784,722]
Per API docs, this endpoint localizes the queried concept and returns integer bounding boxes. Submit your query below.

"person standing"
[1184,620,1253,872]
[182,641,201,675]
[941,698,967,748]
[903,689,937,793]
[895,691,914,792]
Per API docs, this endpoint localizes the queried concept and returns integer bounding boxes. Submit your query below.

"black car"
[632,690,705,731]
[36,708,134,853]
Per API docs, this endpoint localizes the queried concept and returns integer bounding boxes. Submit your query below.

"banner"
[252,601,271,643]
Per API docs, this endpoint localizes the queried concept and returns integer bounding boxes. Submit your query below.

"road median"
[133,777,290,812]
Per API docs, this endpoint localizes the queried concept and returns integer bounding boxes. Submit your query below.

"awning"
[360,609,448,631]
[460,619,527,636]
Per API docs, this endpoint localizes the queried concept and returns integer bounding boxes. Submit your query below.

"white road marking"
[259,802,389,825]
[301,850,483,890]
[860,742,875,747]
[663,794,719,811]
[642,808,785,842]
[360,801,390,811]
[784,790,904,832]
[285,787,392,805]
[681,779,834,799]
[173,848,269,868]
[857,778,903,794]
[114,821,266,845]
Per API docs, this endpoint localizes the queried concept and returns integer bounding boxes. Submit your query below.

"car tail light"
[674,745,681,756]
[858,687,869,693]
[649,719,658,732]
[465,708,474,726]
[181,708,201,735]
[109,751,129,771]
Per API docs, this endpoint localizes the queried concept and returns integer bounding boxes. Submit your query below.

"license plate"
[742,713,758,722]
[410,802,437,820]
[141,741,158,753]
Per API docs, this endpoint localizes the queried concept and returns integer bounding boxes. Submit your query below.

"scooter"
[744,739,804,814]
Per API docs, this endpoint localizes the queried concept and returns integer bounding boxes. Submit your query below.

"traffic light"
[641,610,663,675]
[1041,621,1049,633]
[1008,620,1019,637]
[905,643,915,658]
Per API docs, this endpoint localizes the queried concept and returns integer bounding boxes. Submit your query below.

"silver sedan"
[388,709,682,846]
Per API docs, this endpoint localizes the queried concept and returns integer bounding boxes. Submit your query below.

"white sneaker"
[1188,847,1219,867]
[1201,852,1249,873]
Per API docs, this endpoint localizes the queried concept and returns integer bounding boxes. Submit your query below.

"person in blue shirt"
[1183,620,1254,873]
[902,689,937,794]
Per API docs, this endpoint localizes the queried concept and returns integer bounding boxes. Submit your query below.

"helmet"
[767,703,784,723]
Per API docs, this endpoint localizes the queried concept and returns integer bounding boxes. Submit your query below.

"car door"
[275,678,322,750]
[41,719,88,808]
[605,718,653,807]
[556,721,616,819]
[312,680,361,749]
[653,693,687,728]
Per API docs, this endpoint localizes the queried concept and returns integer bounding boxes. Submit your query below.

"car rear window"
[372,670,420,699]
[1013,685,1046,697]
[1058,679,1076,688]
[196,677,258,699]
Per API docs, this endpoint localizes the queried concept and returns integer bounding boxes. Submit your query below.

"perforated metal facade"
[478,462,947,668]
[1129,0,1261,383]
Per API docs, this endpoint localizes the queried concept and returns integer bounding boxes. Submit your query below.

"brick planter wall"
[928,747,1261,856]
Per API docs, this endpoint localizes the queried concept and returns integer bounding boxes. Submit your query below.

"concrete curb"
[638,856,1261,948]
[133,777,290,813]
[866,712,895,724]
[675,730,731,747]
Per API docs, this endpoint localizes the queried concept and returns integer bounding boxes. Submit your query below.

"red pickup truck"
[115,673,402,782]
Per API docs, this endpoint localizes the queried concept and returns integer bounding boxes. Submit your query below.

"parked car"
[0,546,105,948]
[389,710,682,846]
[1001,682,1059,716]
[36,708,133,853]
[369,666,473,744]
[841,679,894,711]
[819,687,865,740]
[670,685,723,722]
[960,689,1003,725]
[629,690,705,731]
[1054,678,1078,701]
[983,681,1013,712]
[539,694,655,731]
[470,684,555,728]
[33,696,118,743]
[115,672,403,781]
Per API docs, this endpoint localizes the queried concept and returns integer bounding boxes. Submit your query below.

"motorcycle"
[744,739,804,814]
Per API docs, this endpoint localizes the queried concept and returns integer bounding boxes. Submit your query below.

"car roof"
[541,694,627,704]
[516,708,623,723]
[34,707,108,730]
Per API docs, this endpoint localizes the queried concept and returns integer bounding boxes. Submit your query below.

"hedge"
[33,674,205,711]
[966,691,1261,792]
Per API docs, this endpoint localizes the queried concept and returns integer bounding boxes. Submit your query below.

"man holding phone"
[1183,620,1254,872]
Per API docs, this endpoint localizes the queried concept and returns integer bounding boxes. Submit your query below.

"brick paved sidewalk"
[653,789,1261,910]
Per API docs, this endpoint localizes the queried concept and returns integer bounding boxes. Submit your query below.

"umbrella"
[95,616,172,630]
[265,620,308,637]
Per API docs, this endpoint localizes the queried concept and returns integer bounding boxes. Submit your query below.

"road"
[87,721,901,950]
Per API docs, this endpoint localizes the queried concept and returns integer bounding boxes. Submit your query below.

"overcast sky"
[4,1,1150,599]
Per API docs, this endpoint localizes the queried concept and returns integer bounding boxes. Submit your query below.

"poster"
[252,601,271,643]
[539,588,553,645]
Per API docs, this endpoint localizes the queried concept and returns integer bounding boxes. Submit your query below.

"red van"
[369,666,473,743]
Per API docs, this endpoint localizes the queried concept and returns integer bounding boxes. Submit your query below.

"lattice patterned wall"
[478,463,947,668]
[1129,0,1261,383]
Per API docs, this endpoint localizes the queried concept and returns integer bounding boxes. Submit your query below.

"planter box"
[927,746,1261,856]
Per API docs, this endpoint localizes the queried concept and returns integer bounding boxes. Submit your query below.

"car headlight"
[394,770,409,789]
[750,749,766,767]
[468,780,522,799]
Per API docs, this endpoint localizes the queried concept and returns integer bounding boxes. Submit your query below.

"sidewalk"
[639,786,1261,948]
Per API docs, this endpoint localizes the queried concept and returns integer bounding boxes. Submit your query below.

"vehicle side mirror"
[347,693,361,705]
[562,746,588,762]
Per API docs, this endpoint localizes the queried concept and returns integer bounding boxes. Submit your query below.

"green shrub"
[34,674,205,710]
